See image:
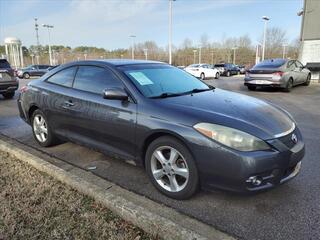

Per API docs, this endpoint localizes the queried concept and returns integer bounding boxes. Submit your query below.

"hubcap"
[151,146,189,192]
[33,114,48,143]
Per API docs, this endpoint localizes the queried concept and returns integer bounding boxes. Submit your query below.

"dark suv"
[214,63,239,77]
[17,64,51,79]
[0,59,18,99]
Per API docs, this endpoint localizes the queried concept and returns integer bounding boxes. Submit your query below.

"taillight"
[20,86,29,93]
[273,71,284,77]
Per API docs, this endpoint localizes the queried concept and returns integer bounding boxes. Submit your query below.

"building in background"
[299,0,320,81]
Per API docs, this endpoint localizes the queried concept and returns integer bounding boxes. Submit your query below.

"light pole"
[168,0,176,65]
[198,45,202,64]
[282,44,287,59]
[232,47,238,65]
[143,48,148,60]
[42,24,54,65]
[261,16,270,61]
[129,35,136,60]
[193,49,197,64]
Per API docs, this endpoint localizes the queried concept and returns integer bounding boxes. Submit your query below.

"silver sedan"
[244,59,311,92]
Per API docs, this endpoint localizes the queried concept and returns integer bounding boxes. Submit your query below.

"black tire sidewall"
[200,73,205,80]
[145,136,199,200]
[215,72,219,79]
[226,71,230,77]
[284,79,293,92]
[23,73,30,79]
[31,109,56,147]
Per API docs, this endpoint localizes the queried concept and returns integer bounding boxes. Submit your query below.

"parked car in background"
[244,59,311,92]
[0,59,18,99]
[237,65,246,74]
[214,63,239,77]
[17,64,52,79]
[184,64,220,80]
[18,60,304,199]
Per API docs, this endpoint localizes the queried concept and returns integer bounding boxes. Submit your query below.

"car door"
[295,60,308,83]
[67,65,137,160]
[29,65,38,76]
[286,60,298,84]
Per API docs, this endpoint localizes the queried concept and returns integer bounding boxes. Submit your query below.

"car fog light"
[246,176,263,186]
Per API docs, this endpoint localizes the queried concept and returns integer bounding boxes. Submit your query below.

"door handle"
[62,100,74,109]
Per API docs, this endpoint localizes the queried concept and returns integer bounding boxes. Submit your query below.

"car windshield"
[253,59,286,69]
[121,64,210,98]
[214,64,225,67]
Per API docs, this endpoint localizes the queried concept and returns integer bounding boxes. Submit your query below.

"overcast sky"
[0,0,303,49]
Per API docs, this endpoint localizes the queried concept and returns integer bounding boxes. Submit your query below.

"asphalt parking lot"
[1,76,319,240]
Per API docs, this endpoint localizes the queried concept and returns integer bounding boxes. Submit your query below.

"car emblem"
[291,133,298,144]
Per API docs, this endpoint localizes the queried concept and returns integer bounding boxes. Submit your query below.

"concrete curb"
[0,138,235,240]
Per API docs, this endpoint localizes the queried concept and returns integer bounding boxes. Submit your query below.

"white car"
[184,64,220,80]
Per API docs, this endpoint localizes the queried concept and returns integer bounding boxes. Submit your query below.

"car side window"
[295,61,303,68]
[73,66,123,94]
[46,67,77,87]
[287,61,296,70]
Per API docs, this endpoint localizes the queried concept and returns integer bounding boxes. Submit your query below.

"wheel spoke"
[153,169,164,180]
[168,175,179,191]
[35,116,41,126]
[40,126,48,134]
[173,167,188,179]
[154,150,167,164]
[169,148,179,164]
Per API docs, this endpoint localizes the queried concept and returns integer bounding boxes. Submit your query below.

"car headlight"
[193,123,270,151]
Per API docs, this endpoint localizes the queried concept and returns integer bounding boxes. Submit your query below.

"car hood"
[157,88,294,140]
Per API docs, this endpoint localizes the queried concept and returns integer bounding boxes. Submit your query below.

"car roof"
[86,59,165,67]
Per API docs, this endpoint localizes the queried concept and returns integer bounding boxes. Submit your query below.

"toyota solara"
[18,60,305,199]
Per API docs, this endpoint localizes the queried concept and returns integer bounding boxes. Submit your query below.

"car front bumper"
[188,127,305,193]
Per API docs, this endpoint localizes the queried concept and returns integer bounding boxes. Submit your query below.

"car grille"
[0,72,13,82]
[278,130,297,149]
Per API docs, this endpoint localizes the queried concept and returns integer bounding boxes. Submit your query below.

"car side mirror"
[103,88,128,101]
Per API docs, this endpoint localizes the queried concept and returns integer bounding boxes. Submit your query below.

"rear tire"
[303,74,311,86]
[284,78,293,92]
[215,72,220,79]
[145,136,199,200]
[2,92,15,99]
[247,86,256,91]
[200,73,205,80]
[226,71,231,77]
[31,109,59,147]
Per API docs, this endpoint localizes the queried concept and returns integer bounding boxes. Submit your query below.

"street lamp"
[282,44,287,59]
[232,47,238,65]
[42,24,54,65]
[198,45,202,64]
[168,0,176,65]
[193,49,197,64]
[129,35,136,60]
[143,48,148,60]
[261,16,270,61]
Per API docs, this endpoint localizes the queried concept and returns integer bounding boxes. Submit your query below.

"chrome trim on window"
[274,122,295,138]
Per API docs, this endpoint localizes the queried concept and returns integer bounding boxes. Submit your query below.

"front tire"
[31,109,58,147]
[2,92,15,99]
[215,72,220,79]
[23,73,30,79]
[200,73,205,80]
[226,71,231,77]
[145,136,199,199]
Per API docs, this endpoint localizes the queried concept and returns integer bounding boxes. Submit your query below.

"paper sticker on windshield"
[129,72,153,85]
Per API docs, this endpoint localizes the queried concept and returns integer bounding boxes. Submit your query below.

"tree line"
[0,27,300,67]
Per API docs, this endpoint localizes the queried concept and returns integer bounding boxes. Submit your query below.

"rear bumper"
[0,82,19,93]
[244,79,286,88]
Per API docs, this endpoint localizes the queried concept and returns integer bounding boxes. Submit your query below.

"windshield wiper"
[183,85,215,95]
[150,92,184,99]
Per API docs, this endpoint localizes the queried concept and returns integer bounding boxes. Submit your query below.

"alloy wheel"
[33,114,48,143]
[150,146,189,192]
